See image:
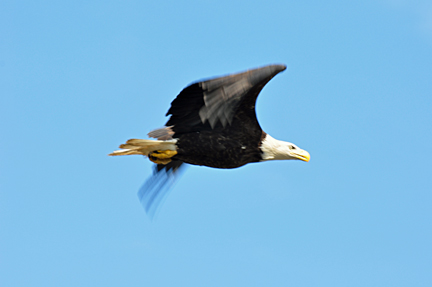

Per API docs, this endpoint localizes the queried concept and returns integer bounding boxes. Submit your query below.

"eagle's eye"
[290,145,296,150]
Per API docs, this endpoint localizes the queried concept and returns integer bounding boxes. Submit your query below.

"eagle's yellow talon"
[149,157,172,165]
[148,150,178,164]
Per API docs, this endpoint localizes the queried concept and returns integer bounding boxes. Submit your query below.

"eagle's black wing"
[166,64,287,134]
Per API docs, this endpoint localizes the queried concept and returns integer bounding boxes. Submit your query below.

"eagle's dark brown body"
[174,129,266,169]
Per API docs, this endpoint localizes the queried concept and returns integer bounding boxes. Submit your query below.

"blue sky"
[1,1,432,286]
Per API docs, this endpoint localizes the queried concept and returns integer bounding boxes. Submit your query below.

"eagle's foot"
[148,150,177,165]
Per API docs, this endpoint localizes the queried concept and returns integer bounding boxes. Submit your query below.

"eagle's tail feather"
[109,139,177,157]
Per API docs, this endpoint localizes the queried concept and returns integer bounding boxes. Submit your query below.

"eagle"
[110,64,310,216]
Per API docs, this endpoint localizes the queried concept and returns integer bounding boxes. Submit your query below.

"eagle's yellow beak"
[294,149,310,162]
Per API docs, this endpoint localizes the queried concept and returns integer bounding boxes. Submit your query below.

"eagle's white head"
[260,134,310,162]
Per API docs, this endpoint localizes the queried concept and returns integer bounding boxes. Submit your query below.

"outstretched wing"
[138,160,185,219]
[165,64,286,135]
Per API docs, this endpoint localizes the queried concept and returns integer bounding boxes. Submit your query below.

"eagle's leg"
[148,150,177,165]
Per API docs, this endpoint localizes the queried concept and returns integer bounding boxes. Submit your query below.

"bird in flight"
[110,64,310,217]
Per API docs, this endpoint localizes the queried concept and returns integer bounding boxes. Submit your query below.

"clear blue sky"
[1,1,432,286]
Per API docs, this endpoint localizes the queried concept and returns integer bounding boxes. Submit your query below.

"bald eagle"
[110,64,310,216]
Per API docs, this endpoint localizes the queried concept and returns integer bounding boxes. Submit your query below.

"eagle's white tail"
[109,139,177,157]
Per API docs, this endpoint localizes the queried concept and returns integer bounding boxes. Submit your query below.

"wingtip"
[268,63,287,73]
